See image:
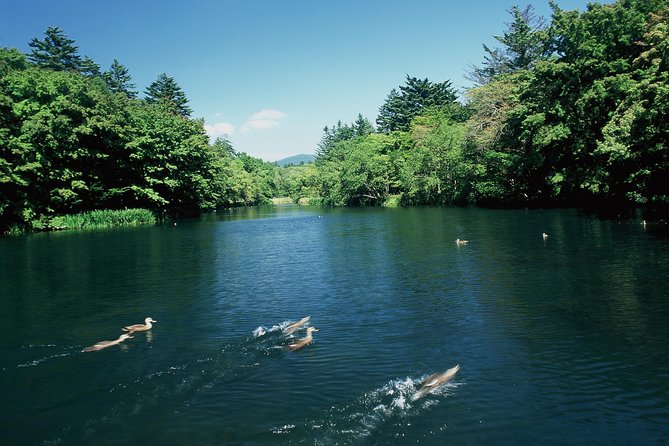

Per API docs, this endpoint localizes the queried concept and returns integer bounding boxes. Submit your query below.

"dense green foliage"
[0,29,278,234]
[2,0,667,234]
[376,76,459,132]
[309,0,669,208]
[317,114,375,161]
[273,162,319,202]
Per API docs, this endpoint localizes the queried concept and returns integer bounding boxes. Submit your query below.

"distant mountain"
[275,154,316,167]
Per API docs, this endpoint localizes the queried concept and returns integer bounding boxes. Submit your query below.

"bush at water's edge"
[382,195,401,207]
[51,209,156,230]
[4,209,157,234]
[270,197,293,205]
[270,197,323,206]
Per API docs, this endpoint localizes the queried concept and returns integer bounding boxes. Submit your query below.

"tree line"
[307,0,668,208]
[2,0,668,233]
[0,27,280,233]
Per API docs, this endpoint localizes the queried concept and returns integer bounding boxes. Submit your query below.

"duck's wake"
[274,373,462,445]
[47,321,293,444]
[253,317,310,338]
[10,344,78,369]
[252,322,287,338]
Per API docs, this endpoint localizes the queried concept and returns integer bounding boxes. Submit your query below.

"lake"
[1,206,668,445]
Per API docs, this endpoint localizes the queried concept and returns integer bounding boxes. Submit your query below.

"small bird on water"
[287,327,318,351]
[122,317,157,334]
[83,334,133,352]
[455,238,468,245]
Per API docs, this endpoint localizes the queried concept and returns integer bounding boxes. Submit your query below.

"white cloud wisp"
[204,122,235,139]
[241,109,287,132]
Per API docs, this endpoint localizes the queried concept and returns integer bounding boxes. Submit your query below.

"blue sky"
[1,0,600,161]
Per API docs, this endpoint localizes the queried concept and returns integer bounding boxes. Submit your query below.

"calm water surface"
[1,206,668,445]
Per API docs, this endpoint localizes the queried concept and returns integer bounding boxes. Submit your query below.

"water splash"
[252,320,296,338]
[275,374,462,444]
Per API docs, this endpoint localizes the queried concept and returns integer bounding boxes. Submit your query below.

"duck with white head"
[287,327,319,351]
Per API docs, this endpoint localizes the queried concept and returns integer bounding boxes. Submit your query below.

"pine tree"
[400,76,458,111]
[144,73,192,117]
[467,6,547,86]
[376,76,458,132]
[79,56,100,77]
[104,59,137,98]
[466,45,509,86]
[353,113,374,137]
[28,27,82,71]
[376,89,407,132]
[316,120,354,161]
[496,5,546,71]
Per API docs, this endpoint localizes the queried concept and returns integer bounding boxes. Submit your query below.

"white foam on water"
[271,424,296,435]
[17,352,72,368]
[252,326,267,337]
[252,321,292,337]
[298,374,462,444]
[12,345,80,368]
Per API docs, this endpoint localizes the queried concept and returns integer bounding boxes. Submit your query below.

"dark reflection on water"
[1,206,668,445]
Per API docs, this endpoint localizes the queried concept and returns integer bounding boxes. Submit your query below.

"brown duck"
[122,317,157,334]
[412,364,461,400]
[287,327,319,351]
[83,334,133,352]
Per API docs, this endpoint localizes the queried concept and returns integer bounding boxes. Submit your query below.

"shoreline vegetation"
[4,208,157,235]
[2,0,668,236]
[49,208,156,231]
[271,197,322,206]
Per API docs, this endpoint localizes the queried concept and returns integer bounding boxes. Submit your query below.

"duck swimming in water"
[83,334,133,352]
[122,317,157,333]
[455,239,468,245]
[412,364,461,400]
[287,327,318,351]
[283,316,311,335]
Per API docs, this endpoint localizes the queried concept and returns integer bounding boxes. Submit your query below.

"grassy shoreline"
[3,208,160,235]
[50,208,157,231]
[271,197,323,205]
